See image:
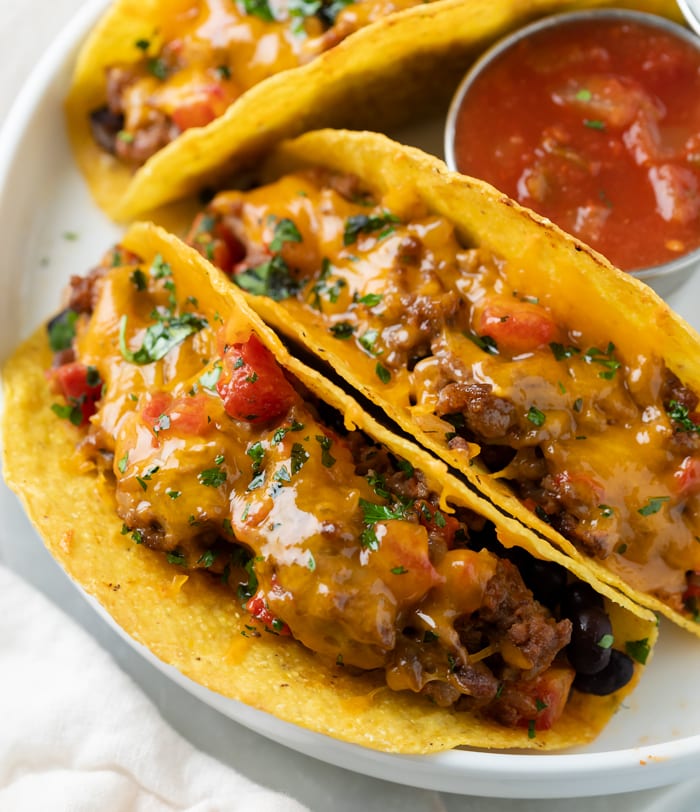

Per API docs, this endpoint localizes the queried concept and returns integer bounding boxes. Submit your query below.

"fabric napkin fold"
[0,563,308,812]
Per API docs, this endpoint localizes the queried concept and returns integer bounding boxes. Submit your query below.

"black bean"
[567,605,613,674]
[519,558,568,610]
[89,106,125,155]
[561,581,605,619]
[573,649,634,695]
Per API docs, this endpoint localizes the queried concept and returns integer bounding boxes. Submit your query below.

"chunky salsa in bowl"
[444,9,700,295]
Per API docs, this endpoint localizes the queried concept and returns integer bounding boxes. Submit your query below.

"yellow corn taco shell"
[2,221,656,753]
[171,127,700,639]
[65,0,681,220]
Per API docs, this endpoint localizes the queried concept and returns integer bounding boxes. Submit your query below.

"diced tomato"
[141,391,213,437]
[49,362,103,426]
[549,470,605,513]
[416,500,461,549]
[504,667,576,731]
[246,589,292,636]
[217,333,297,423]
[170,83,229,132]
[474,296,559,355]
[648,164,700,225]
[172,98,218,131]
[554,75,662,129]
[186,212,246,275]
[673,455,700,497]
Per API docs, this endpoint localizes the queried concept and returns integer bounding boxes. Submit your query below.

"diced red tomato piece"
[673,455,700,497]
[549,470,605,513]
[506,667,576,731]
[172,98,218,131]
[416,500,462,549]
[648,164,700,224]
[554,75,662,129]
[474,296,559,355]
[246,589,291,636]
[186,213,246,275]
[49,362,103,426]
[217,333,297,423]
[141,391,213,437]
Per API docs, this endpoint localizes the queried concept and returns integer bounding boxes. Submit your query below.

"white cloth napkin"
[0,563,308,812]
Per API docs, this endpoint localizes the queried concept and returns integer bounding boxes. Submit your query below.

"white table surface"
[1,2,699,809]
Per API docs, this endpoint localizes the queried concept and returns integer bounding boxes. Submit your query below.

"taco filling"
[88,0,423,166]
[42,239,647,734]
[186,164,700,626]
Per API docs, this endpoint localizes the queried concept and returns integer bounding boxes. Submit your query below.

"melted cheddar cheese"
[190,169,700,618]
[93,0,423,165]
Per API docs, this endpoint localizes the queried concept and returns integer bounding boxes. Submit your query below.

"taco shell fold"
[2,221,658,753]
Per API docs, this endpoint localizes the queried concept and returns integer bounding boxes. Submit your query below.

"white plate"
[2,0,700,800]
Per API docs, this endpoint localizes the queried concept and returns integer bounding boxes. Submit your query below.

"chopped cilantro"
[527,406,546,427]
[397,459,414,477]
[273,465,291,484]
[666,400,700,433]
[148,57,168,80]
[584,342,621,379]
[269,217,302,252]
[391,566,408,575]
[464,331,499,355]
[315,434,336,468]
[50,401,83,427]
[119,311,207,365]
[359,328,380,355]
[638,496,670,516]
[198,550,217,568]
[318,0,354,25]
[329,321,354,339]
[375,363,391,384]
[166,550,186,566]
[356,292,383,307]
[550,342,580,361]
[199,361,222,390]
[598,634,614,649]
[47,309,78,352]
[117,453,129,474]
[584,119,606,130]
[130,268,147,291]
[343,211,400,245]
[241,0,275,21]
[234,255,299,301]
[575,88,592,102]
[625,637,651,665]
[360,498,411,524]
[198,467,227,487]
[291,442,309,474]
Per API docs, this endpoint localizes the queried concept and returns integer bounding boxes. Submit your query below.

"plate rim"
[2,0,700,798]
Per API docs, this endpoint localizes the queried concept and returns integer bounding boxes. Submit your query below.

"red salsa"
[451,16,700,271]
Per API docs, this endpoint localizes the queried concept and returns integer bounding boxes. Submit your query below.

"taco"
[1,221,656,753]
[65,0,681,220]
[181,128,700,639]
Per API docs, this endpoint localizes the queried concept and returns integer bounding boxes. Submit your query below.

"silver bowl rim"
[443,7,700,282]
